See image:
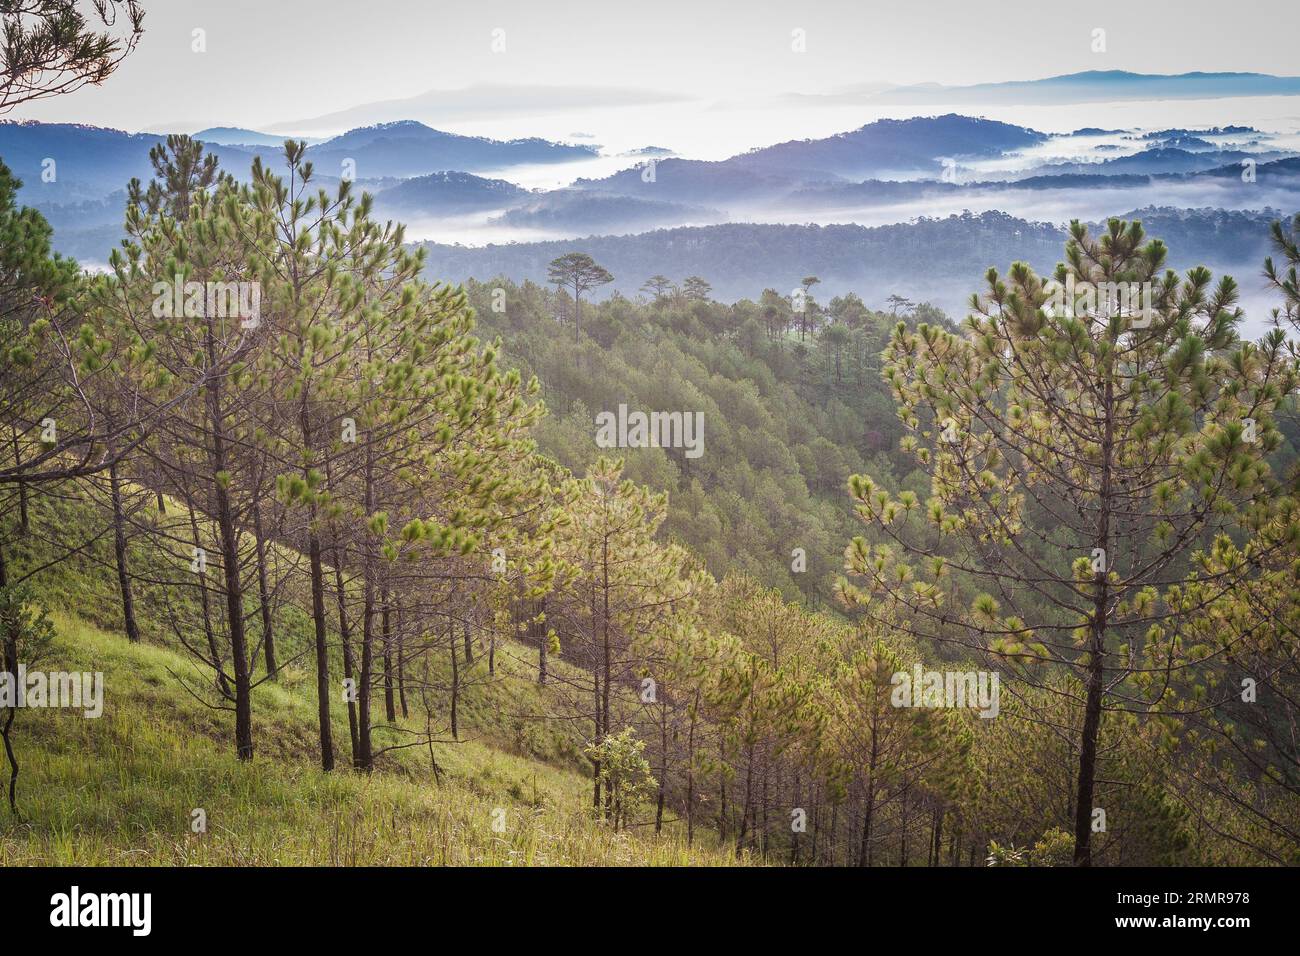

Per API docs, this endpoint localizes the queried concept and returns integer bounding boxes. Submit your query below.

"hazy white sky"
[10,0,1299,133]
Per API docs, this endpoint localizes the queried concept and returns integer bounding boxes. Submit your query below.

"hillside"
[0,492,743,866]
[419,207,1290,309]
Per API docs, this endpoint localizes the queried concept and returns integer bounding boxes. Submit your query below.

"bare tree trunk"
[449,618,459,740]
[738,743,754,855]
[382,587,396,723]
[298,396,334,773]
[252,498,276,678]
[535,595,547,684]
[1,542,21,814]
[718,738,729,842]
[1074,647,1105,866]
[791,772,801,864]
[397,621,409,720]
[828,800,838,866]
[858,726,879,867]
[202,348,252,760]
[307,527,334,771]
[686,690,698,847]
[10,427,28,534]
[600,540,612,821]
[187,505,229,698]
[898,783,909,866]
[331,548,360,767]
[358,562,375,771]
[655,707,667,834]
[1074,377,1114,867]
[107,452,141,643]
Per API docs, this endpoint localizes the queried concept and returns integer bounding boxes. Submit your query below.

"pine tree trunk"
[10,426,28,534]
[188,505,228,698]
[307,527,334,771]
[1074,645,1105,866]
[382,589,396,723]
[358,563,375,771]
[203,349,252,761]
[1074,376,1115,867]
[655,709,667,834]
[332,548,360,767]
[898,783,909,866]
[0,541,21,814]
[397,632,408,719]
[107,453,141,643]
[252,498,276,679]
[600,538,611,820]
[859,725,879,867]
[534,595,547,684]
[299,395,334,773]
[686,690,698,846]
[449,618,459,741]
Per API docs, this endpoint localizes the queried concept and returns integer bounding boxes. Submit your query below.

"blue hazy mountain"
[730,114,1046,178]
[0,119,598,203]
[834,71,1300,105]
[372,170,532,215]
[493,189,723,232]
[413,207,1291,309]
[305,121,597,178]
[577,116,1048,201]
[0,121,163,201]
[191,127,321,147]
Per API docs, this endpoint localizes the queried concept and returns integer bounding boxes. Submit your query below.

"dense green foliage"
[464,276,952,606]
[2,127,1298,867]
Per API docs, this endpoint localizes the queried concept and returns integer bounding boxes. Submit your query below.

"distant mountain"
[303,121,597,179]
[414,207,1288,308]
[1031,147,1272,177]
[0,121,162,201]
[1138,126,1259,142]
[373,170,531,215]
[1195,156,1300,180]
[192,127,313,148]
[576,115,1049,203]
[493,190,722,233]
[265,83,691,136]
[730,114,1047,179]
[576,159,807,204]
[806,71,1300,106]
[0,119,597,203]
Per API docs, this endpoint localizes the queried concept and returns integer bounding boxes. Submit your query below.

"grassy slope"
[0,614,746,866]
[0,491,746,866]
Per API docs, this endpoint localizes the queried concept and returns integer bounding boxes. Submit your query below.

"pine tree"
[842,219,1295,864]
[546,252,612,339]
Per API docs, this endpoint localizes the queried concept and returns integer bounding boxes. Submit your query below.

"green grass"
[0,486,749,866]
[0,612,747,865]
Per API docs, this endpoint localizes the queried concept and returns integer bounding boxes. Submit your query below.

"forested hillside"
[4,131,1299,866]
[415,208,1290,309]
[463,276,939,605]
[2,1,1299,872]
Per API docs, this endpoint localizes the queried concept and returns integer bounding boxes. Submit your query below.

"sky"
[10,0,1300,135]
